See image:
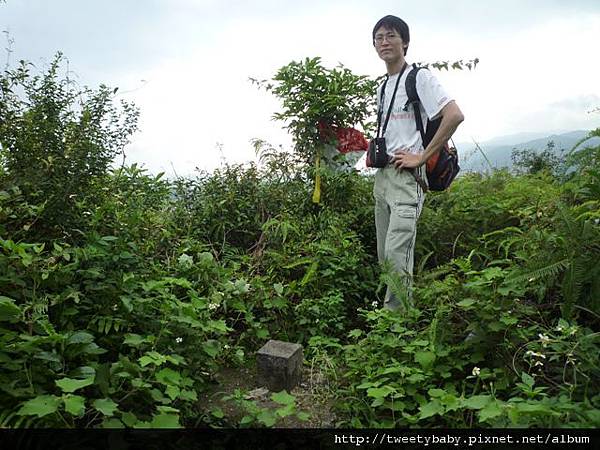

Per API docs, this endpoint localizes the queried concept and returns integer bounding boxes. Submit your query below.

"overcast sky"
[2,0,600,176]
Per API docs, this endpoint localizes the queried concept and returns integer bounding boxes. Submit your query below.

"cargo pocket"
[389,203,417,234]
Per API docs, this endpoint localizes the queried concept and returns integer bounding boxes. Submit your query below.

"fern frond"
[561,263,581,317]
[567,127,600,155]
[508,258,570,284]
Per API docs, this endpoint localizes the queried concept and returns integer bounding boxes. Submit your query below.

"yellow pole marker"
[311,152,321,204]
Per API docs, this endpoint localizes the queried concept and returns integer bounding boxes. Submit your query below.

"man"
[372,15,464,310]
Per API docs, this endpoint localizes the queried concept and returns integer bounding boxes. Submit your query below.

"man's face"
[374,26,406,63]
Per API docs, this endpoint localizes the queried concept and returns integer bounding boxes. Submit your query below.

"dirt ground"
[201,362,339,428]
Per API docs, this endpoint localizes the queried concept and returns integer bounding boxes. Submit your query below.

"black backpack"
[404,64,460,192]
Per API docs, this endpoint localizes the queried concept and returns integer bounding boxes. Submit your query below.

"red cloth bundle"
[318,121,368,154]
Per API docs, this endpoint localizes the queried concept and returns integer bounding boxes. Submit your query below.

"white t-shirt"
[377,65,453,156]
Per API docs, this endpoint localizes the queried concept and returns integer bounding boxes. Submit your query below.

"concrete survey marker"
[257,340,303,392]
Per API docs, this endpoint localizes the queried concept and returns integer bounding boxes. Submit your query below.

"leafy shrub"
[0,54,139,241]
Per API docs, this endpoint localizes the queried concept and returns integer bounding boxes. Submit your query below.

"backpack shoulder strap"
[404,64,430,193]
[404,64,427,141]
[405,63,423,105]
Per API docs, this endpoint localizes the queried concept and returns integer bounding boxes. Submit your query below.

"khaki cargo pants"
[374,165,426,311]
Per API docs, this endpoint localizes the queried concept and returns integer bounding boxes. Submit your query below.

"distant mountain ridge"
[458,130,600,173]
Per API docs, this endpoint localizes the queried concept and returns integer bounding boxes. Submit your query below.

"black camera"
[366,137,390,168]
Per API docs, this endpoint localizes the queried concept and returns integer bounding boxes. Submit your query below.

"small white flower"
[371,301,378,308]
[569,327,578,336]
[175,337,183,343]
[534,360,544,367]
[112,304,118,311]
[472,367,481,377]
[208,303,219,311]
[556,325,564,332]
[224,344,230,349]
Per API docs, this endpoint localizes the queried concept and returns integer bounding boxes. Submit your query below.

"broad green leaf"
[165,385,180,400]
[257,410,277,427]
[121,411,138,427]
[381,366,405,375]
[516,403,554,414]
[428,388,446,398]
[273,283,284,295]
[102,418,125,428]
[211,408,224,419]
[81,343,107,355]
[406,373,426,383]
[270,297,288,309]
[139,351,167,367]
[419,399,444,419]
[156,406,180,414]
[207,320,229,333]
[271,390,295,406]
[150,413,180,428]
[120,296,133,312]
[367,386,394,399]
[63,395,86,416]
[156,367,181,386]
[275,403,295,418]
[34,351,61,363]
[414,351,436,368]
[500,315,518,326]
[56,377,94,393]
[0,296,21,322]
[356,381,377,389]
[478,401,504,423]
[123,333,147,346]
[138,356,155,367]
[521,372,535,388]
[256,328,269,339]
[93,398,119,416]
[457,298,476,308]
[441,394,460,412]
[66,331,95,345]
[179,389,198,401]
[202,340,220,358]
[463,395,492,410]
[18,395,61,418]
[239,415,254,425]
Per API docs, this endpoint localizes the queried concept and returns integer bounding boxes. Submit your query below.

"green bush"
[1,51,598,429]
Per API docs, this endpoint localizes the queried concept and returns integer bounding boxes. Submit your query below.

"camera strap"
[376,62,408,138]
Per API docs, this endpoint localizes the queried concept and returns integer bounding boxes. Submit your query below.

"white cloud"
[2,2,599,175]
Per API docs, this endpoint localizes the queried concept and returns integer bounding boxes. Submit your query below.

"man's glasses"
[374,32,401,44]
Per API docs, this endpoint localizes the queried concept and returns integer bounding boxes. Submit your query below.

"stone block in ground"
[256,340,303,392]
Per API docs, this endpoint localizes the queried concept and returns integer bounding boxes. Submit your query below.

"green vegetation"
[0,55,598,428]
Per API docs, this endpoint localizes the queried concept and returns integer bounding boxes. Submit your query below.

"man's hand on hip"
[391,148,423,169]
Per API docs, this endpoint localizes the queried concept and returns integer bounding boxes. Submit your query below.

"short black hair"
[372,15,410,55]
